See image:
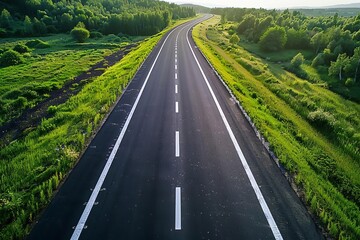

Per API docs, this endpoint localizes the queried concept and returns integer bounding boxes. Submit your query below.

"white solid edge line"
[175,101,179,113]
[70,27,179,240]
[175,187,182,230]
[175,131,180,157]
[186,27,283,240]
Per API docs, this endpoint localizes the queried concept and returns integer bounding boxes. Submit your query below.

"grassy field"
[193,16,360,239]
[0,17,197,239]
[0,34,133,127]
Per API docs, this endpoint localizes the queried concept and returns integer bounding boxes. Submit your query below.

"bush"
[308,109,336,129]
[230,34,240,44]
[71,27,90,43]
[291,53,305,69]
[26,39,50,49]
[311,53,325,67]
[0,50,23,67]
[0,28,7,37]
[259,26,287,52]
[13,44,31,54]
[90,31,103,39]
[345,78,356,87]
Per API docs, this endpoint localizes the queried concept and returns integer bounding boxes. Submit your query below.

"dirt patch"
[0,44,137,147]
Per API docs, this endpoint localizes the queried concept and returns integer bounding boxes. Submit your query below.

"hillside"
[181,3,211,13]
[324,2,360,8]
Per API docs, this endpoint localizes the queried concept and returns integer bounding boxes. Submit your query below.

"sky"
[164,0,359,9]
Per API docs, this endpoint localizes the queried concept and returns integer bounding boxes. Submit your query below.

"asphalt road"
[28,16,323,240]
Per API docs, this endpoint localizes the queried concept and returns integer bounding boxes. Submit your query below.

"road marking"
[175,64,177,70]
[176,101,179,113]
[175,84,178,94]
[186,28,283,240]
[175,73,178,79]
[175,59,177,63]
[175,187,182,230]
[175,54,177,58]
[175,131,180,157]
[69,26,179,240]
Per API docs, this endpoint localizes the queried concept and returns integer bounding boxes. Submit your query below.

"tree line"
[212,7,360,86]
[0,0,195,37]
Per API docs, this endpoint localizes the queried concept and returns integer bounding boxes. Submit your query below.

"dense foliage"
[212,8,360,98]
[71,26,90,42]
[0,49,23,67]
[0,0,195,37]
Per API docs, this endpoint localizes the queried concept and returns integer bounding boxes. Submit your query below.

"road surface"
[28,16,323,240]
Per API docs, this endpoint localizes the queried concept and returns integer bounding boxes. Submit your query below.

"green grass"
[0,16,199,239]
[238,37,315,63]
[193,15,360,239]
[0,34,125,126]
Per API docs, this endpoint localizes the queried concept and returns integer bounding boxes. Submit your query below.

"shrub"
[291,53,305,69]
[230,34,240,44]
[308,109,336,129]
[345,78,355,87]
[0,28,7,37]
[71,27,90,43]
[0,50,23,67]
[259,26,287,52]
[90,31,103,39]
[13,44,31,54]
[25,39,50,49]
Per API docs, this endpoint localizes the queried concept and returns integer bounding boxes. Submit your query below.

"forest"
[212,7,360,101]
[0,0,195,37]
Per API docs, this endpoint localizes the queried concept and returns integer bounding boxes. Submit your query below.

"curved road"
[28,16,323,240]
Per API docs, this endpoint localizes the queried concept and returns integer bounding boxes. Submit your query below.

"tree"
[254,16,273,42]
[237,14,255,34]
[259,26,287,52]
[71,27,90,43]
[310,32,327,54]
[291,53,305,69]
[345,47,360,83]
[230,34,240,44]
[24,15,33,35]
[0,9,12,29]
[0,50,23,67]
[32,17,47,35]
[286,28,310,49]
[329,53,350,82]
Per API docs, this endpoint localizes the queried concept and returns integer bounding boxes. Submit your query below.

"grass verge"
[0,16,198,240]
[193,16,360,239]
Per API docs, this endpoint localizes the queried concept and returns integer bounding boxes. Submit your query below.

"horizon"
[165,0,360,9]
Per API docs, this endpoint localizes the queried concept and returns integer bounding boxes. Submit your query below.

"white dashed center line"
[175,187,182,230]
[175,131,180,157]
[175,85,178,94]
[175,102,179,113]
